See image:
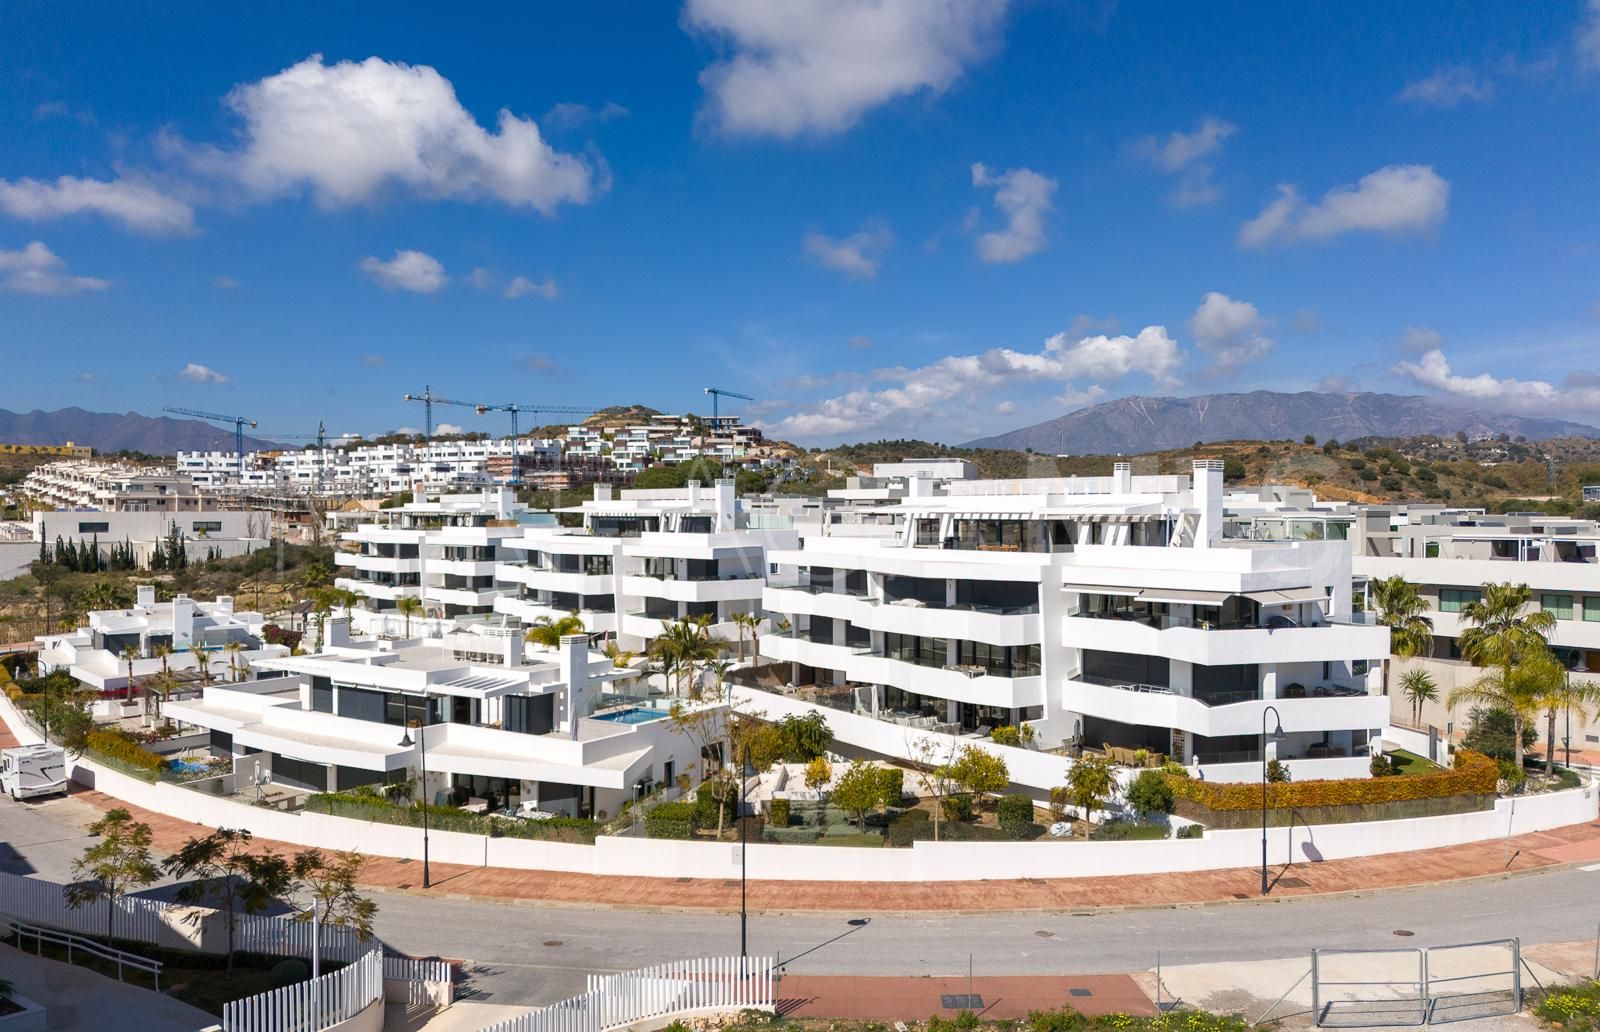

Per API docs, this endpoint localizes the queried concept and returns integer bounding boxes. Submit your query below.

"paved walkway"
[776,974,1155,1020]
[0,941,215,1032]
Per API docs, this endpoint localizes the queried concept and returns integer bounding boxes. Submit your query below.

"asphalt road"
[5,792,1598,1008]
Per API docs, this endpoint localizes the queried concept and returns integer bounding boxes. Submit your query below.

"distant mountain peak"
[962,391,1600,454]
[0,407,284,455]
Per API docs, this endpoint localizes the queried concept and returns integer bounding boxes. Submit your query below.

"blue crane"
[401,387,478,440]
[703,387,753,430]
[472,403,595,485]
[162,406,257,476]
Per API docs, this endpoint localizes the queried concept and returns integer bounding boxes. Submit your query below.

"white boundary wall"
[3,691,1594,884]
[480,956,775,1032]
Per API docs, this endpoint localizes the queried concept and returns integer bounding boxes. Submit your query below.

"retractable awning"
[1062,583,1142,597]
[1243,586,1328,605]
[1136,588,1233,605]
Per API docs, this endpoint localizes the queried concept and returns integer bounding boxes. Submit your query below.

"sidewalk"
[63,784,1600,913]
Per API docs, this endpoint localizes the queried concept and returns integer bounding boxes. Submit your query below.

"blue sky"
[2,1,1599,447]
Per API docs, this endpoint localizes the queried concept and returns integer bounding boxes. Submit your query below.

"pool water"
[167,759,211,774]
[592,707,666,725]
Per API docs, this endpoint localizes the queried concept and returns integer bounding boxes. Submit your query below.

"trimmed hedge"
[645,801,699,840]
[86,729,165,773]
[997,793,1035,838]
[305,794,598,842]
[768,798,791,827]
[1170,749,1498,811]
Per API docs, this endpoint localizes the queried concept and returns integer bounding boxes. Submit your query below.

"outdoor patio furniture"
[461,798,489,814]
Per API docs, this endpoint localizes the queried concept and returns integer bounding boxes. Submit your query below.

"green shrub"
[941,793,973,823]
[1266,758,1292,783]
[997,793,1035,837]
[1370,754,1394,777]
[1126,769,1175,815]
[876,766,904,806]
[767,798,790,827]
[1534,980,1600,1032]
[86,729,165,773]
[1175,824,1203,839]
[990,725,1022,747]
[694,781,736,825]
[645,801,699,839]
[271,958,309,986]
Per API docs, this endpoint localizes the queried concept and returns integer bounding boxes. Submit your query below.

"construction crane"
[472,403,595,485]
[163,406,257,475]
[401,386,477,440]
[703,387,753,430]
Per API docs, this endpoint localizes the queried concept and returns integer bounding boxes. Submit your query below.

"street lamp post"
[1260,704,1285,896]
[738,742,748,972]
[398,705,431,889]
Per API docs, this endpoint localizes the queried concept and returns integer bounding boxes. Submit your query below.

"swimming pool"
[592,707,667,725]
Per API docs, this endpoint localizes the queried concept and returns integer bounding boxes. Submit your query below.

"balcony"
[1063,677,1387,739]
[1060,614,1388,666]
[764,586,1042,647]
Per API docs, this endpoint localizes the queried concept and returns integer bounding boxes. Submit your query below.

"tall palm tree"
[1538,665,1600,774]
[223,640,246,682]
[602,640,636,670]
[395,595,423,637]
[728,611,749,662]
[1368,575,1434,696]
[1399,668,1439,728]
[525,611,586,649]
[120,645,141,711]
[189,644,213,687]
[153,641,173,676]
[1454,583,1558,771]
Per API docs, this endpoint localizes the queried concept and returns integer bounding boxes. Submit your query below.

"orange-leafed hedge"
[86,729,166,772]
[1170,749,1498,811]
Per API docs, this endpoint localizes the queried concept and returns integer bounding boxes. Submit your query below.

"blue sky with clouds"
[2,1,1598,446]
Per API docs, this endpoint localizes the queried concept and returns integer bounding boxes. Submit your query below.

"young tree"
[831,760,882,831]
[1065,755,1117,823]
[164,828,292,971]
[948,746,1009,810]
[1125,769,1175,819]
[1368,576,1434,697]
[803,756,832,801]
[777,711,832,761]
[290,850,377,972]
[1399,668,1440,727]
[907,734,959,842]
[64,808,161,944]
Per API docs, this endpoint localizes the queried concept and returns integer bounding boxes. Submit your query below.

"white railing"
[478,956,775,1032]
[4,916,165,990]
[384,954,455,1009]
[221,946,383,1032]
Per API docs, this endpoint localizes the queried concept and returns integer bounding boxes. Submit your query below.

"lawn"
[1388,749,1441,776]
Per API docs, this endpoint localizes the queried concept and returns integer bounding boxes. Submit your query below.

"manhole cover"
[396,858,413,865]
[941,995,983,1009]
[1035,930,1054,938]
[1070,988,1093,998]
[543,940,563,947]
[1277,877,1309,888]
[1393,929,1415,937]
[676,877,693,884]
[1232,893,1250,899]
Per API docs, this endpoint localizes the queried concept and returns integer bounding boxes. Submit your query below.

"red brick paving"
[9,709,1600,913]
[776,975,1155,1020]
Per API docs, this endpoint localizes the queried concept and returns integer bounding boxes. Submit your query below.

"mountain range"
[0,407,284,455]
[962,391,1600,455]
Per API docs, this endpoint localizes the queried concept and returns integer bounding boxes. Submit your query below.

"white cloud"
[763,324,1181,439]
[1400,325,1444,355]
[1188,292,1273,372]
[1399,66,1494,106]
[361,354,386,367]
[804,220,892,279]
[178,362,229,384]
[179,55,602,215]
[1392,332,1600,415]
[1239,164,1450,247]
[468,267,495,291]
[360,249,448,293]
[1132,116,1236,174]
[1580,0,1600,70]
[0,175,195,235]
[684,0,1009,138]
[0,241,111,295]
[1291,309,1321,334]
[73,372,96,383]
[504,275,559,300]
[994,400,1016,415]
[847,334,873,350]
[970,162,1056,263]
[542,101,630,130]
[213,275,239,289]
[1052,384,1107,410]
[435,422,465,436]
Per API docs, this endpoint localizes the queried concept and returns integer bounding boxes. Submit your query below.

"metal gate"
[1311,939,1523,1028]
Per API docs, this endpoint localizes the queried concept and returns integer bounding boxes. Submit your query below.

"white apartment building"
[495,480,798,651]
[334,489,544,623]
[29,509,269,567]
[22,461,207,512]
[37,586,283,694]
[750,461,1391,783]
[163,624,709,817]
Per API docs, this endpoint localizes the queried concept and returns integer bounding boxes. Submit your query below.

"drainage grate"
[1277,877,1309,888]
[941,995,983,1009]
[1070,988,1093,998]
[1035,930,1055,938]
[543,940,563,947]
[1393,929,1415,937]
[1232,893,1250,899]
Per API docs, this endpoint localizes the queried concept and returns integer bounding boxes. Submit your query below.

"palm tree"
[153,641,173,677]
[395,595,423,637]
[1399,668,1439,728]
[1368,575,1434,696]
[1538,664,1600,774]
[223,640,246,682]
[1449,647,1559,776]
[1455,582,1555,771]
[729,612,754,663]
[602,640,636,669]
[119,645,141,712]
[189,644,213,687]
[708,658,734,701]
[525,611,586,649]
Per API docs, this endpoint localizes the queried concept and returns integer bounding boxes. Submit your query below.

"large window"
[310,676,333,713]
[953,640,1041,677]
[1439,588,1481,614]
[882,632,946,668]
[192,520,223,534]
[1585,597,1600,623]
[504,694,554,735]
[77,521,110,534]
[1543,594,1574,620]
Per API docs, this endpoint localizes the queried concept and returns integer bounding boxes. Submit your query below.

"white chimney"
[560,633,589,738]
[324,614,351,648]
[1192,459,1225,547]
[713,478,736,531]
[1113,462,1132,494]
[686,479,702,506]
[171,595,195,647]
[593,483,613,502]
[502,630,521,667]
[136,584,156,608]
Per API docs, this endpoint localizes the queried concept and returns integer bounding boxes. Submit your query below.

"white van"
[0,744,69,801]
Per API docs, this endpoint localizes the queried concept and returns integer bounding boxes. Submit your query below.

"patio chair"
[972,724,993,739]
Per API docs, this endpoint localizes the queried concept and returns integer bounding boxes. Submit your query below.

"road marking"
[1578,863,1600,872]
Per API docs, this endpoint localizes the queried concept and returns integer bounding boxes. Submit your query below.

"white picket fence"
[385,954,455,1009]
[0,870,360,963]
[221,946,383,1032]
[479,956,776,1032]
